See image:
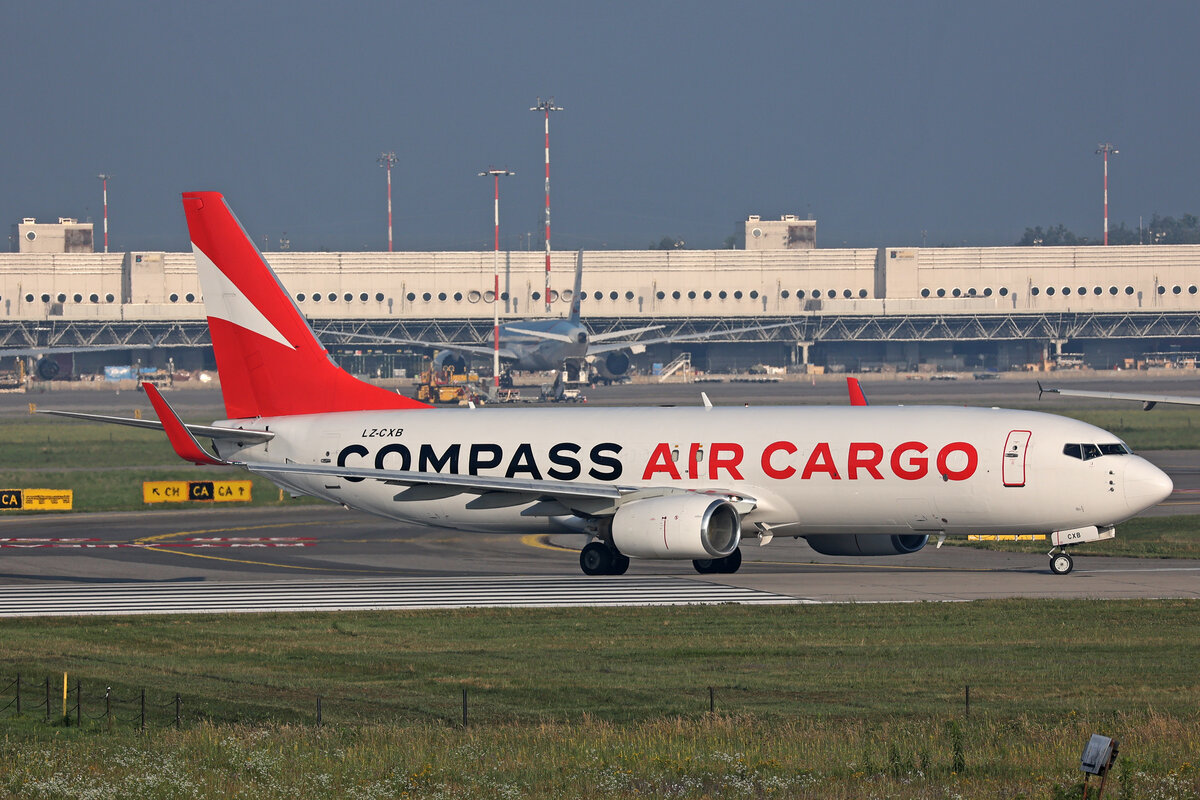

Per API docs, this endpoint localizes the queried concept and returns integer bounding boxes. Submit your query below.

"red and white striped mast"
[479,167,515,387]
[378,152,397,251]
[1095,143,1118,245]
[531,97,562,313]
[97,173,112,253]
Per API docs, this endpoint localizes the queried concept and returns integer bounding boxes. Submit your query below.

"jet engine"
[803,534,929,557]
[432,350,467,375]
[610,493,741,560]
[591,351,631,381]
[35,357,61,381]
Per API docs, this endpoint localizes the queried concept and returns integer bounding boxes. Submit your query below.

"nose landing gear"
[1048,549,1074,575]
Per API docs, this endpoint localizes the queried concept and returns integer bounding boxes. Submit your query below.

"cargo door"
[1002,430,1031,487]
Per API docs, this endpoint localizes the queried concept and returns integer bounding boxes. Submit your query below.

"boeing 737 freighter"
[45,193,1173,577]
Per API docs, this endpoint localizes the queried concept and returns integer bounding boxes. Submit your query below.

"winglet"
[142,383,227,466]
[847,377,869,406]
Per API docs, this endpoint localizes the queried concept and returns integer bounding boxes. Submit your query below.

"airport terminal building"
[4,215,1200,378]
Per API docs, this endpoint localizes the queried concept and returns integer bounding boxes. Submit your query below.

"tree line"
[1018,214,1200,246]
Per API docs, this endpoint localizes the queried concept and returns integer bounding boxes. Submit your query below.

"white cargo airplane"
[44,193,1173,577]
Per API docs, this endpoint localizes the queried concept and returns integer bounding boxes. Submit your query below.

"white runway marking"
[0,576,806,617]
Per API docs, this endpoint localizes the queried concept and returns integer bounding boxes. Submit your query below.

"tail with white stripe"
[182,192,430,419]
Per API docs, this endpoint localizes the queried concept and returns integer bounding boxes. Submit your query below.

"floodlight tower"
[378,152,397,252]
[96,173,112,253]
[1095,143,1118,245]
[531,97,563,312]
[479,167,515,387]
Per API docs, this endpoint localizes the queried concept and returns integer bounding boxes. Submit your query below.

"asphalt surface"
[2,373,1199,605]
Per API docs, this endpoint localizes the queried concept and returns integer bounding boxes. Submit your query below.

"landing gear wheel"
[1049,552,1074,575]
[580,542,613,576]
[719,548,743,574]
[694,548,743,575]
[610,554,630,576]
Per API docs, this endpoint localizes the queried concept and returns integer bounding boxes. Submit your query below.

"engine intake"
[803,534,929,557]
[611,494,741,560]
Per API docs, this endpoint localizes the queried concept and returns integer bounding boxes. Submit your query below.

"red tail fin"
[846,377,869,406]
[182,192,431,418]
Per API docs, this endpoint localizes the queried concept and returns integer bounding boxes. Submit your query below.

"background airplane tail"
[569,250,584,322]
[182,192,430,419]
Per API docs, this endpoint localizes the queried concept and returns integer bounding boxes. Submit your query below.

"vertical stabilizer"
[181,192,431,419]
[569,249,584,323]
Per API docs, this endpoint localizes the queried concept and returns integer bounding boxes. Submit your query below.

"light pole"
[1095,143,1118,245]
[378,152,397,252]
[531,97,562,312]
[96,174,112,253]
[479,167,515,387]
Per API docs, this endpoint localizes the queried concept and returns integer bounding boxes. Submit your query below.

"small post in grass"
[15,673,19,716]
[44,676,50,722]
[105,686,111,731]
[709,686,715,714]
[174,693,181,729]
[316,695,322,727]
[75,679,81,728]
[462,688,468,728]
[140,689,145,733]
[965,685,970,718]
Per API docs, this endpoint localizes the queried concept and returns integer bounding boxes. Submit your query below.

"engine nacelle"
[611,494,741,560]
[432,350,467,374]
[591,351,631,381]
[35,356,62,381]
[803,534,929,557]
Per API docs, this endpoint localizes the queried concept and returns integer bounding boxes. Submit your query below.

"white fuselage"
[211,404,1170,539]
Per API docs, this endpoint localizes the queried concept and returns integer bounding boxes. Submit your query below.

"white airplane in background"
[330,250,786,383]
[44,193,1173,577]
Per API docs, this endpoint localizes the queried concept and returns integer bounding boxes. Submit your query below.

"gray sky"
[3,1,1198,252]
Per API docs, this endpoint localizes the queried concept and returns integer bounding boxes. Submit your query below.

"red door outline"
[1003,430,1031,487]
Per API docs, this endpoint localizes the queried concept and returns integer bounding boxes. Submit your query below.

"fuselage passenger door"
[1002,430,1032,487]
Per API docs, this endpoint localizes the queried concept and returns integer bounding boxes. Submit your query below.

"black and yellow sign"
[143,480,253,504]
[1,489,73,511]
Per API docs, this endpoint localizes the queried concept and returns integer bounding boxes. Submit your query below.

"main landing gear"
[580,542,630,576]
[692,548,743,575]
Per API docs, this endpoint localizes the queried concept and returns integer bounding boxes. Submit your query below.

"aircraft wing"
[325,331,519,360]
[587,325,664,343]
[586,321,793,355]
[1038,383,1200,411]
[38,409,275,444]
[0,343,155,358]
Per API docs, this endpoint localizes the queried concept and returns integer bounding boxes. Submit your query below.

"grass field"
[0,601,1198,798]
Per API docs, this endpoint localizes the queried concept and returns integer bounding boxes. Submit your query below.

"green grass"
[0,601,1197,798]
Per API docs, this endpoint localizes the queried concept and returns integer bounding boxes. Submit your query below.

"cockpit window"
[1063,442,1131,460]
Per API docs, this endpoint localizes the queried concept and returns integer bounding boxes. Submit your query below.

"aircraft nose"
[1124,457,1173,513]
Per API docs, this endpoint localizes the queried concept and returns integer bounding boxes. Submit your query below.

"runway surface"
[1,504,1197,614]
[3,376,1200,613]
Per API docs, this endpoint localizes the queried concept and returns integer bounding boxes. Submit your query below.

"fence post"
[709,686,715,714]
[174,693,181,729]
[75,680,81,728]
[965,685,970,718]
[44,676,50,722]
[140,689,145,733]
[316,696,322,727]
[462,688,467,728]
[105,687,112,732]
[15,673,20,716]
